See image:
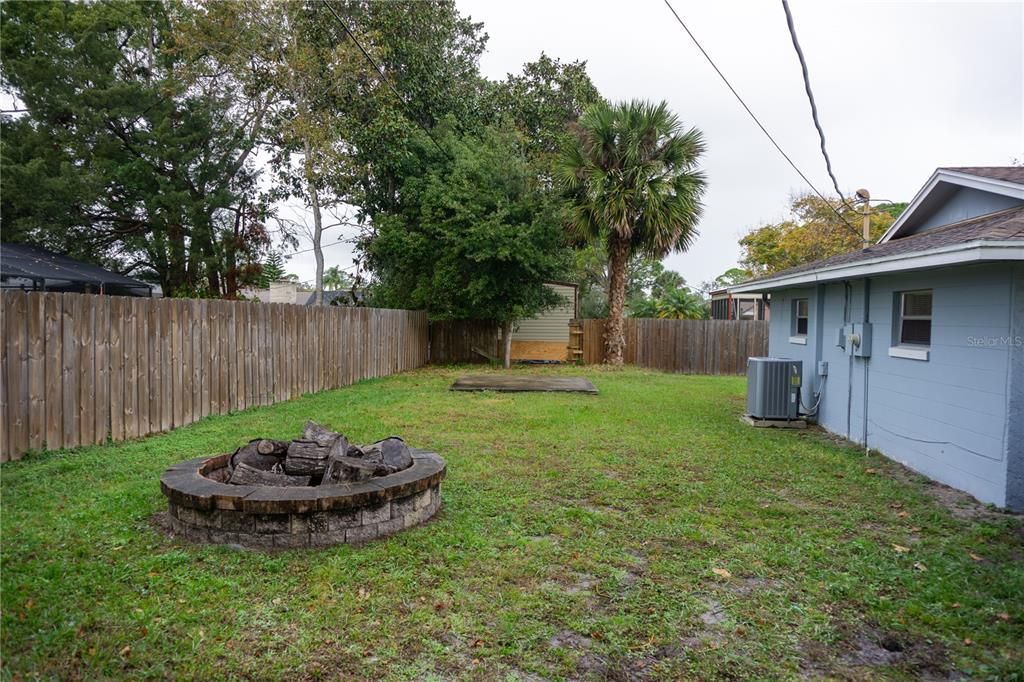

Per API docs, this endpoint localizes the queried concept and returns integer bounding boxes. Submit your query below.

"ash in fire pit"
[225,421,413,487]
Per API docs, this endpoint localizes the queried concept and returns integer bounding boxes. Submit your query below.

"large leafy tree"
[363,126,567,368]
[557,100,707,364]
[1,0,269,297]
[739,194,906,276]
[486,53,603,181]
[183,0,488,303]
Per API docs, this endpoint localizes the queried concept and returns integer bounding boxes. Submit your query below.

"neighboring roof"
[730,205,1024,293]
[0,242,152,290]
[543,280,579,290]
[879,166,1024,243]
[303,289,365,306]
[709,289,765,298]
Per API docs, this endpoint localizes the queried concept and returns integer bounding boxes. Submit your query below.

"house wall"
[766,263,1019,508]
[909,186,1022,234]
[1005,265,1024,510]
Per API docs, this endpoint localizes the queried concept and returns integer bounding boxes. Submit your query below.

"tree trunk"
[500,320,514,369]
[604,236,630,365]
[304,139,325,306]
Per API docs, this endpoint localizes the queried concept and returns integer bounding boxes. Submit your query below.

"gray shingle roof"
[1,242,152,290]
[939,166,1024,184]
[740,205,1024,285]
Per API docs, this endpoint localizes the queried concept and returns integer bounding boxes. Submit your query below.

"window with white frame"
[738,300,755,320]
[792,298,809,336]
[897,290,932,346]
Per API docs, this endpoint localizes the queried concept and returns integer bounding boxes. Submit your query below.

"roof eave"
[879,169,1024,243]
[727,241,1024,293]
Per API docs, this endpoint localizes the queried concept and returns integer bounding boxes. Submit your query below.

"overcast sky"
[287,0,1023,290]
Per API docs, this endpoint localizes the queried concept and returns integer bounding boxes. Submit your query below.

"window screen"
[899,291,932,346]
[794,298,808,335]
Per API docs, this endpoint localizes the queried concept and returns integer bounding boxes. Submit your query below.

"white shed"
[507,281,578,361]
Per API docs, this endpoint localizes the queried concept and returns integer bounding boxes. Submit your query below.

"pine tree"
[260,252,287,287]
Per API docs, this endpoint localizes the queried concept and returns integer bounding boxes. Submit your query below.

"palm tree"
[557,100,706,364]
[322,265,352,291]
[656,287,708,320]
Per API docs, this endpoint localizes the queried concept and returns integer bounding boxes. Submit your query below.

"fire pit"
[160,422,445,549]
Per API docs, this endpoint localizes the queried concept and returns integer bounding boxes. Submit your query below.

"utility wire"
[287,239,358,258]
[780,0,855,212]
[660,0,863,240]
[320,1,453,161]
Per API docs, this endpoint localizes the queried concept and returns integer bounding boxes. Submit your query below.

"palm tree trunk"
[604,236,630,365]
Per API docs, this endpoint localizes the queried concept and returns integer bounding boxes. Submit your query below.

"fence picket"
[27,292,46,451]
[93,295,110,444]
[77,293,96,445]
[109,298,124,442]
[123,298,138,440]
[5,292,28,457]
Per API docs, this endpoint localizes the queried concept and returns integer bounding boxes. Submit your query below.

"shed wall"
[512,284,576,342]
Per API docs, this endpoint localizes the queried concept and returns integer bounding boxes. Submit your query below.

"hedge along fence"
[0,291,428,462]
[575,318,769,374]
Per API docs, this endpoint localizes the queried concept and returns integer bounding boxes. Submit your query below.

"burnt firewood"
[318,437,353,485]
[378,436,412,472]
[256,439,290,456]
[321,456,390,484]
[228,462,311,486]
[358,437,412,472]
[230,440,284,472]
[284,432,347,477]
[303,420,340,446]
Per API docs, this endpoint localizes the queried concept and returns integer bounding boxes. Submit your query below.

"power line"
[287,239,358,259]
[320,1,454,161]
[780,0,854,211]
[660,0,863,240]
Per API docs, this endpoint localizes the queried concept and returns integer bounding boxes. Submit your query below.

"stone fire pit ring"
[160,448,445,549]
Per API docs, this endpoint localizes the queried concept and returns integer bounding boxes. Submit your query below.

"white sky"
[285,0,1024,288]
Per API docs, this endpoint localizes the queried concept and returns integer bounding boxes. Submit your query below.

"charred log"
[228,462,312,486]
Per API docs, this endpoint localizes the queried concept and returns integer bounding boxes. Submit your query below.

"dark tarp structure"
[0,242,153,296]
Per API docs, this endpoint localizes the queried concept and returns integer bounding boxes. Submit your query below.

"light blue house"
[730,167,1024,510]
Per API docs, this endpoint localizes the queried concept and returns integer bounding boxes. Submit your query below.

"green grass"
[2,366,1022,680]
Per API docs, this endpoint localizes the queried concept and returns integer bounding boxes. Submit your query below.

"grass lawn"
[2,366,1022,680]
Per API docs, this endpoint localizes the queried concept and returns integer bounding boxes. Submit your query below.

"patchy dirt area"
[799,621,955,680]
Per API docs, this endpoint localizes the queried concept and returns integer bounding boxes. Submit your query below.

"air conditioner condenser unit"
[746,358,802,420]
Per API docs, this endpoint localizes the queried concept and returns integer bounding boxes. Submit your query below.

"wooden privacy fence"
[427,320,499,364]
[574,318,768,374]
[0,291,428,462]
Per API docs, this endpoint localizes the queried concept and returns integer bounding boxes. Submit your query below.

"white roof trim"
[728,241,1024,293]
[879,169,1024,243]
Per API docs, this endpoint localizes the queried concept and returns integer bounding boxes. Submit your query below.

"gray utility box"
[746,358,802,420]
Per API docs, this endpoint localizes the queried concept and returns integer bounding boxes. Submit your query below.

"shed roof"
[1,242,152,290]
